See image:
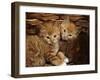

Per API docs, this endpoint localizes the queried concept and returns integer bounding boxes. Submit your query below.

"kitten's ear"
[61,16,70,26]
[65,16,70,24]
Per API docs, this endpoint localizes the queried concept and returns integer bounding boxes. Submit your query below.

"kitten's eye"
[54,35,57,38]
[64,29,66,32]
[46,36,50,39]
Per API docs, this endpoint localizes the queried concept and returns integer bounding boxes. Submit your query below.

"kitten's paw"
[57,51,65,60]
[50,56,63,66]
[64,57,69,63]
[58,57,69,66]
[45,52,57,63]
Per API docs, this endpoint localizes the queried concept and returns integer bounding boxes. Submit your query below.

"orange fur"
[26,21,65,67]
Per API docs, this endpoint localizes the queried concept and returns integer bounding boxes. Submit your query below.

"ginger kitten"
[60,16,81,64]
[26,21,65,67]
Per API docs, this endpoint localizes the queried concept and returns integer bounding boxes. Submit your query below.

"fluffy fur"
[60,16,81,64]
[26,21,65,67]
[60,17,89,65]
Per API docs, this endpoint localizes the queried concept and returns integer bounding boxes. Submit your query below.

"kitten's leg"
[51,51,65,65]
[56,52,69,66]
[46,52,65,66]
[57,51,65,60]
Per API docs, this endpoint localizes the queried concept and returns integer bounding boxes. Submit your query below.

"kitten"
[26,21,65,67]
[60,16,81,64]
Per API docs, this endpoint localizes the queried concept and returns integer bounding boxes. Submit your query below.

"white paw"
[59,57,69,66]
[64,57,69,63]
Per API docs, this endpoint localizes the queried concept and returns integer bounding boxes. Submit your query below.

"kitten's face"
[39,21,60,44]
[61,18,80,40]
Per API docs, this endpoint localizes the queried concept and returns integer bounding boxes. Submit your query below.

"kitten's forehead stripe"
[42,21,59,35]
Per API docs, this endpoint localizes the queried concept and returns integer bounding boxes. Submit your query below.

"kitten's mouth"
[62,37,68,41]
